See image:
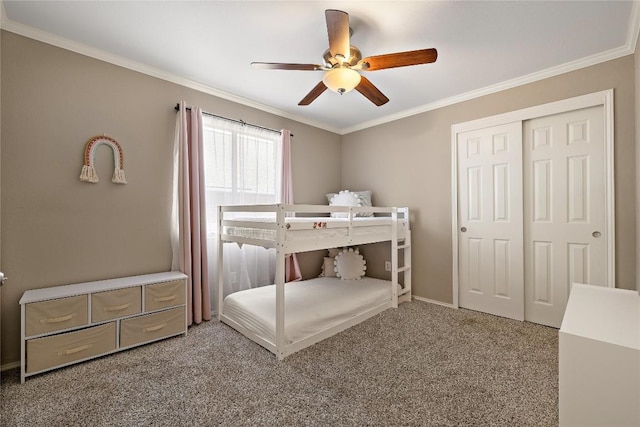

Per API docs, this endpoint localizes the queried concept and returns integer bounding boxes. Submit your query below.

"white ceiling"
[2,1,638,134]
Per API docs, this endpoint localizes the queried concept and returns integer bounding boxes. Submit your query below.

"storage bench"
[20,271,188,383]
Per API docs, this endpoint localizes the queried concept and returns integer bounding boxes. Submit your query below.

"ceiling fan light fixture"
[323,67,361,95]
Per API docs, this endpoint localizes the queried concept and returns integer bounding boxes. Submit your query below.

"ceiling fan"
[251,9,438,107]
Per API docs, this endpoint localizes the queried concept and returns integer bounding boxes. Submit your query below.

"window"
[202,115,282,223]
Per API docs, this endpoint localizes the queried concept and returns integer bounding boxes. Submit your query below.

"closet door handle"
[460,227,467,233]
[592,231,601,238]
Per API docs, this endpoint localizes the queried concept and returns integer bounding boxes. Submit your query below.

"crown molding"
[343,45,637,135]
[343,2,640,135]
[0,11,341,135]
[627,0,640,53]
[2,0,639,137]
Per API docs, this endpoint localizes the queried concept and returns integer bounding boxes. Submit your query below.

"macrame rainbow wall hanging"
[79,135,127,184]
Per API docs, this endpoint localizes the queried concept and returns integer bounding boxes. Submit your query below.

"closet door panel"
[532,241,553,304]
[457,122,524,320]
[524,106,606,327]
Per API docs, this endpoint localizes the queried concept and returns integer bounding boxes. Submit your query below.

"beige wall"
[0,32,341,366]
[342,55,636,303]
[636,32,640,293]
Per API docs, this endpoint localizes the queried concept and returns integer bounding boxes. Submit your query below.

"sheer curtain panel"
[202,115,285,314]
[171,101,211,325]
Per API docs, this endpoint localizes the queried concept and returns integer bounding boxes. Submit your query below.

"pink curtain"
[281,129,302,282]
[173,101,211,325]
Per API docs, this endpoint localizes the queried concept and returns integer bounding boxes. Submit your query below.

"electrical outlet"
[384,261,391,272]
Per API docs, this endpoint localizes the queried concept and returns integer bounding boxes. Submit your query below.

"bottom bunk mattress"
[222,276,395,345]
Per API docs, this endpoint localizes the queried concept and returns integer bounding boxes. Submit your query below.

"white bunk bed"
[217,204,412,359]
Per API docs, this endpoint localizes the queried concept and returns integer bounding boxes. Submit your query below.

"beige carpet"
[1,301,558,426]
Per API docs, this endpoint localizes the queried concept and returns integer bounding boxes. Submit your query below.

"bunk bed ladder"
[398,233,412,304]
[391,208,412,306]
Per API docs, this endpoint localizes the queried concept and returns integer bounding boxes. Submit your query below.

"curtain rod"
[174,103,292,137]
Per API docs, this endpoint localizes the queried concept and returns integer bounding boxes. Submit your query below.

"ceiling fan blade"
[251,62,323,71]
[355,76,389,106]
[298,81,328,106]
[359,48,438,71]
[325,9,350,59]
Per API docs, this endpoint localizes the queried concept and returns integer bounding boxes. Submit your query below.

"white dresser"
[20,271,188,383]
[559,283,639,426]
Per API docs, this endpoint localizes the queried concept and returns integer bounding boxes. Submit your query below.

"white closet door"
[524,106,606,327]
[458,122,524,320]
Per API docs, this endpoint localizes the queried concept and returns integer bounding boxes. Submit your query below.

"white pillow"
[326,190,373,217]
[319,248,342,277]
[334,248,367,280]
[328,190,361,218]
[320,256,337,277]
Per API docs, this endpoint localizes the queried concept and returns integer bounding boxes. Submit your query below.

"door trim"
[451,89,615,309]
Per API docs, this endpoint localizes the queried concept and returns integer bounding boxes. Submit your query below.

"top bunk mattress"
[222,276,395,345]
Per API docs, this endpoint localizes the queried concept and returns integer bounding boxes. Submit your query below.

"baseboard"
[1,360,20,372]
[412,295,456,309]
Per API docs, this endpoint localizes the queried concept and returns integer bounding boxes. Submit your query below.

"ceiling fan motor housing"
[323,46,362,68]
